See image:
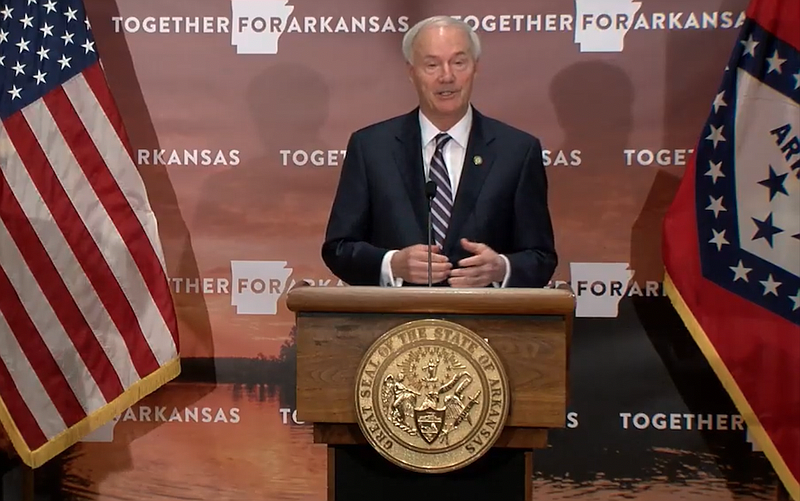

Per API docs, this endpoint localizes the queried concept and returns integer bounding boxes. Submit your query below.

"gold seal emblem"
[354,319,510,473]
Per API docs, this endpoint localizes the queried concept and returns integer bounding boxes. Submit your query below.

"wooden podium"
[287,286,573,501]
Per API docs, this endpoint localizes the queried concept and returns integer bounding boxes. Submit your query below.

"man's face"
[408,25,477,123]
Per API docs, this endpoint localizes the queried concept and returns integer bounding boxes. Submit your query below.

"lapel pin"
[473,155,483,166]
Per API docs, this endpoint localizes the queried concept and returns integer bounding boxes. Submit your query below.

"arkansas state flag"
[662,0,800,498]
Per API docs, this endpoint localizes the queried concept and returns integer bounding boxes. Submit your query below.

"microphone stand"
[425,181,437,287]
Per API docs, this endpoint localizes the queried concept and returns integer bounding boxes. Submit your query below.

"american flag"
[663,0,799,497]
[0,0,180,467]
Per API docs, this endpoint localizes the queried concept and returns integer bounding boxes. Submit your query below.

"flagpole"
[775,481,790,501]
[22,466,34,501]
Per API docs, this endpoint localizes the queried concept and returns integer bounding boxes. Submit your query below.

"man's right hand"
[391,244,452,284]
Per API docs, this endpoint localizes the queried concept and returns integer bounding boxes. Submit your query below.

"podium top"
[286,286,574,316]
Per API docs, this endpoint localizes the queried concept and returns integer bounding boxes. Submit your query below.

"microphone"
[425,180,437,287]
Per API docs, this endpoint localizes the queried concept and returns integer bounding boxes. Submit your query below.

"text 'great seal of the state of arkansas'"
[354,319,510,474]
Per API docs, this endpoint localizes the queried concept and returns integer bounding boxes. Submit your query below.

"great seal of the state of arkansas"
[354,319,510,473]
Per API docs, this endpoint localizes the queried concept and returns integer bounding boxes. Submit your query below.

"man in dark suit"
[322,15,557,288]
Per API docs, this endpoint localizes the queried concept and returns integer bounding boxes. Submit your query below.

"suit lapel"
[443,110,495,255]
[393,109,428,240]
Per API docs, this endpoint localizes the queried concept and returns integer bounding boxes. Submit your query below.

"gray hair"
[401,16,482,64]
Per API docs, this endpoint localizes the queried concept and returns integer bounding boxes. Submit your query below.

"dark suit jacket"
[321,107,557,288]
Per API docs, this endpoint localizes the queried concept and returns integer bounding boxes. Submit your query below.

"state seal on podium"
[354,319,510,474]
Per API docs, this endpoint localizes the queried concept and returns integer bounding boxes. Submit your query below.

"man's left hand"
[448,238,506,288]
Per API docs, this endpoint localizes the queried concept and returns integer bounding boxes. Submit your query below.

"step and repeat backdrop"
[25,0,784,499]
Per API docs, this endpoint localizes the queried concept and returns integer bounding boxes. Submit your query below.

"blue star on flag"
[757,165,789,200]
[751,212,784,247]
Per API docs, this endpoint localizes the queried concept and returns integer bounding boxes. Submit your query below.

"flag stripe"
[81,63,134,160]
[62,71,179,354]
[69,67,166,271]
[0,324,49,448]
[0,239,86,429]
[20,94,163,376]
[0,211,109,417]
[0,157,122,410]
[79,66,172,289]
[0,310,63,445]
[40,87,175,369]
[0,121,140,392]
[0,144,125,418]
[70,68,169,277]
[3,110,159,381]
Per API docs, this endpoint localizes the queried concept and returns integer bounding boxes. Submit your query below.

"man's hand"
[448,238,506,288]
[391,244,452,284]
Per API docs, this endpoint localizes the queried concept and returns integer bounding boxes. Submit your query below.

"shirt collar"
[419,105,473,149]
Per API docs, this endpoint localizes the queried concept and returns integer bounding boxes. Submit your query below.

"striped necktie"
[429,132,453,247]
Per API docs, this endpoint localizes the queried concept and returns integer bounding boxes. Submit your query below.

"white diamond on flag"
[734,70,800,277]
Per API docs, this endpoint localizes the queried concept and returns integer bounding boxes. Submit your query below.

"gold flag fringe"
[0,356,180,468]
[664,272,798,501]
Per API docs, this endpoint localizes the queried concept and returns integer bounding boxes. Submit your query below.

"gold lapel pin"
[473,155,483,165]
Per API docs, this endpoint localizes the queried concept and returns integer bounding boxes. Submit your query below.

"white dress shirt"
[379,106,511,287]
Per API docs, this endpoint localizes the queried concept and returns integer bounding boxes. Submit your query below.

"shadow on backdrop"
[547,61,635,272]
[550,61,634,162]
[191,64,333,410]
[193,62,334,239]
